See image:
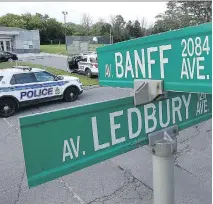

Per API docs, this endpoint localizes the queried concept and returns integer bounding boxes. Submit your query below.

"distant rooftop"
[0,26,27,32]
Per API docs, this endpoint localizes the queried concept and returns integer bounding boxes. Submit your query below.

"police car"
[77,53,98,78]
[0,66,83,117]
[67,53,98,78]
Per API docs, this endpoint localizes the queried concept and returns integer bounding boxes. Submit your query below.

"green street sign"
[19,92,211,188]
[97,23,212,94]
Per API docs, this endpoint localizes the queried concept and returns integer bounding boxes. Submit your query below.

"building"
[0,26,40,53]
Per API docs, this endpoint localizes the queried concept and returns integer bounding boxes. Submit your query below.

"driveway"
[0,86,211,204]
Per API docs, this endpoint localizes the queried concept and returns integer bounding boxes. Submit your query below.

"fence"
[66,35,110,55]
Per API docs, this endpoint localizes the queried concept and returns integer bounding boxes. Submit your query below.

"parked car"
[67,53,98,78]
[0,51,18,62]
[0,66,83,117]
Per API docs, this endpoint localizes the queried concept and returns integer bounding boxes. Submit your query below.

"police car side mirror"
[54,76,59,81]
[56,76,64,80]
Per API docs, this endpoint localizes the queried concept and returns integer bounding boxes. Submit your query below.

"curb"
[17,53,68,59]
[83,85,100,90]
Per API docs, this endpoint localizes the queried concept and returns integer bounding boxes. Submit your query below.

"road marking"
[3,118,13,127]
[60,179,84,204]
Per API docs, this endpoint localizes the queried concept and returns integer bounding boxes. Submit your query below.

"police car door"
[33,71,63,101]
[10,72,41,103]
[78,56,88,73]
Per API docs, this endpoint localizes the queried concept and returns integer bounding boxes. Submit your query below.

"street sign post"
[19,92,211,188]
[97,23,212,94]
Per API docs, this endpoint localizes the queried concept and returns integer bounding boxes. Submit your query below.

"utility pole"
[62,11,68,50]
[109,28,111,44]
[109,28,113,44]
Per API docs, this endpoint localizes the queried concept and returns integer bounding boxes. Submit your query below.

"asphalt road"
[0,86,211,204]
[20,55,68,72]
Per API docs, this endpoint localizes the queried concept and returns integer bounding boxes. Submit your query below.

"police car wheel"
[85,69,92,78]
[0,99,17,118]
[64,87,79,102]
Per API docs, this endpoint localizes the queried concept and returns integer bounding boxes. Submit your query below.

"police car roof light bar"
[12,66,32,71]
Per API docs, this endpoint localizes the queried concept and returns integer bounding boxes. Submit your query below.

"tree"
[111,15,126,42]
[100,23,112,36]
[140,17,147,36]
[145,24,155,36]
[124,20,134,39]
[81,13,93,36]
[0,13,65,44]
[0,13,25,28]
[90,21,104,36]
[132,20,141,38]
[180,1,212,24]
[154,1,183,33]
[153,1,212,34]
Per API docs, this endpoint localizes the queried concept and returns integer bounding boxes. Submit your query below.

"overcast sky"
[0,2,167,26]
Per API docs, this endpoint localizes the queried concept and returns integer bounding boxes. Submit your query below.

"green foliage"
[40,44,67,55]
[0,13,65,44]
[0,2,211,45]
[90,22,111,36]
[40,44,104,55]
[0,13,25,28]
[111,15,126,42]
[132,20,142,38]
[124,21,134,40]
[154,1,212,34]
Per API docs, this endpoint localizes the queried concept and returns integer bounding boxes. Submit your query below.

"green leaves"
[154,1,212,34]
[0,2,211,45]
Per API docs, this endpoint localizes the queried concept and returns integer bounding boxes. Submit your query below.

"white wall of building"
[13,30,40,53]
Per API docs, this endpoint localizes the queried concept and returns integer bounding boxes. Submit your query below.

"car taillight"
[92,63,98,68]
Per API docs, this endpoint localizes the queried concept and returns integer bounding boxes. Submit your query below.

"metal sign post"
[134,80,177,204]
[149,125,178,204]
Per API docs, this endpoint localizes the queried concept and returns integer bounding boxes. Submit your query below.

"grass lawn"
[40,44,68,55]
[89,44,104,51]
[0,62,99,86]
[40,44,104,55]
